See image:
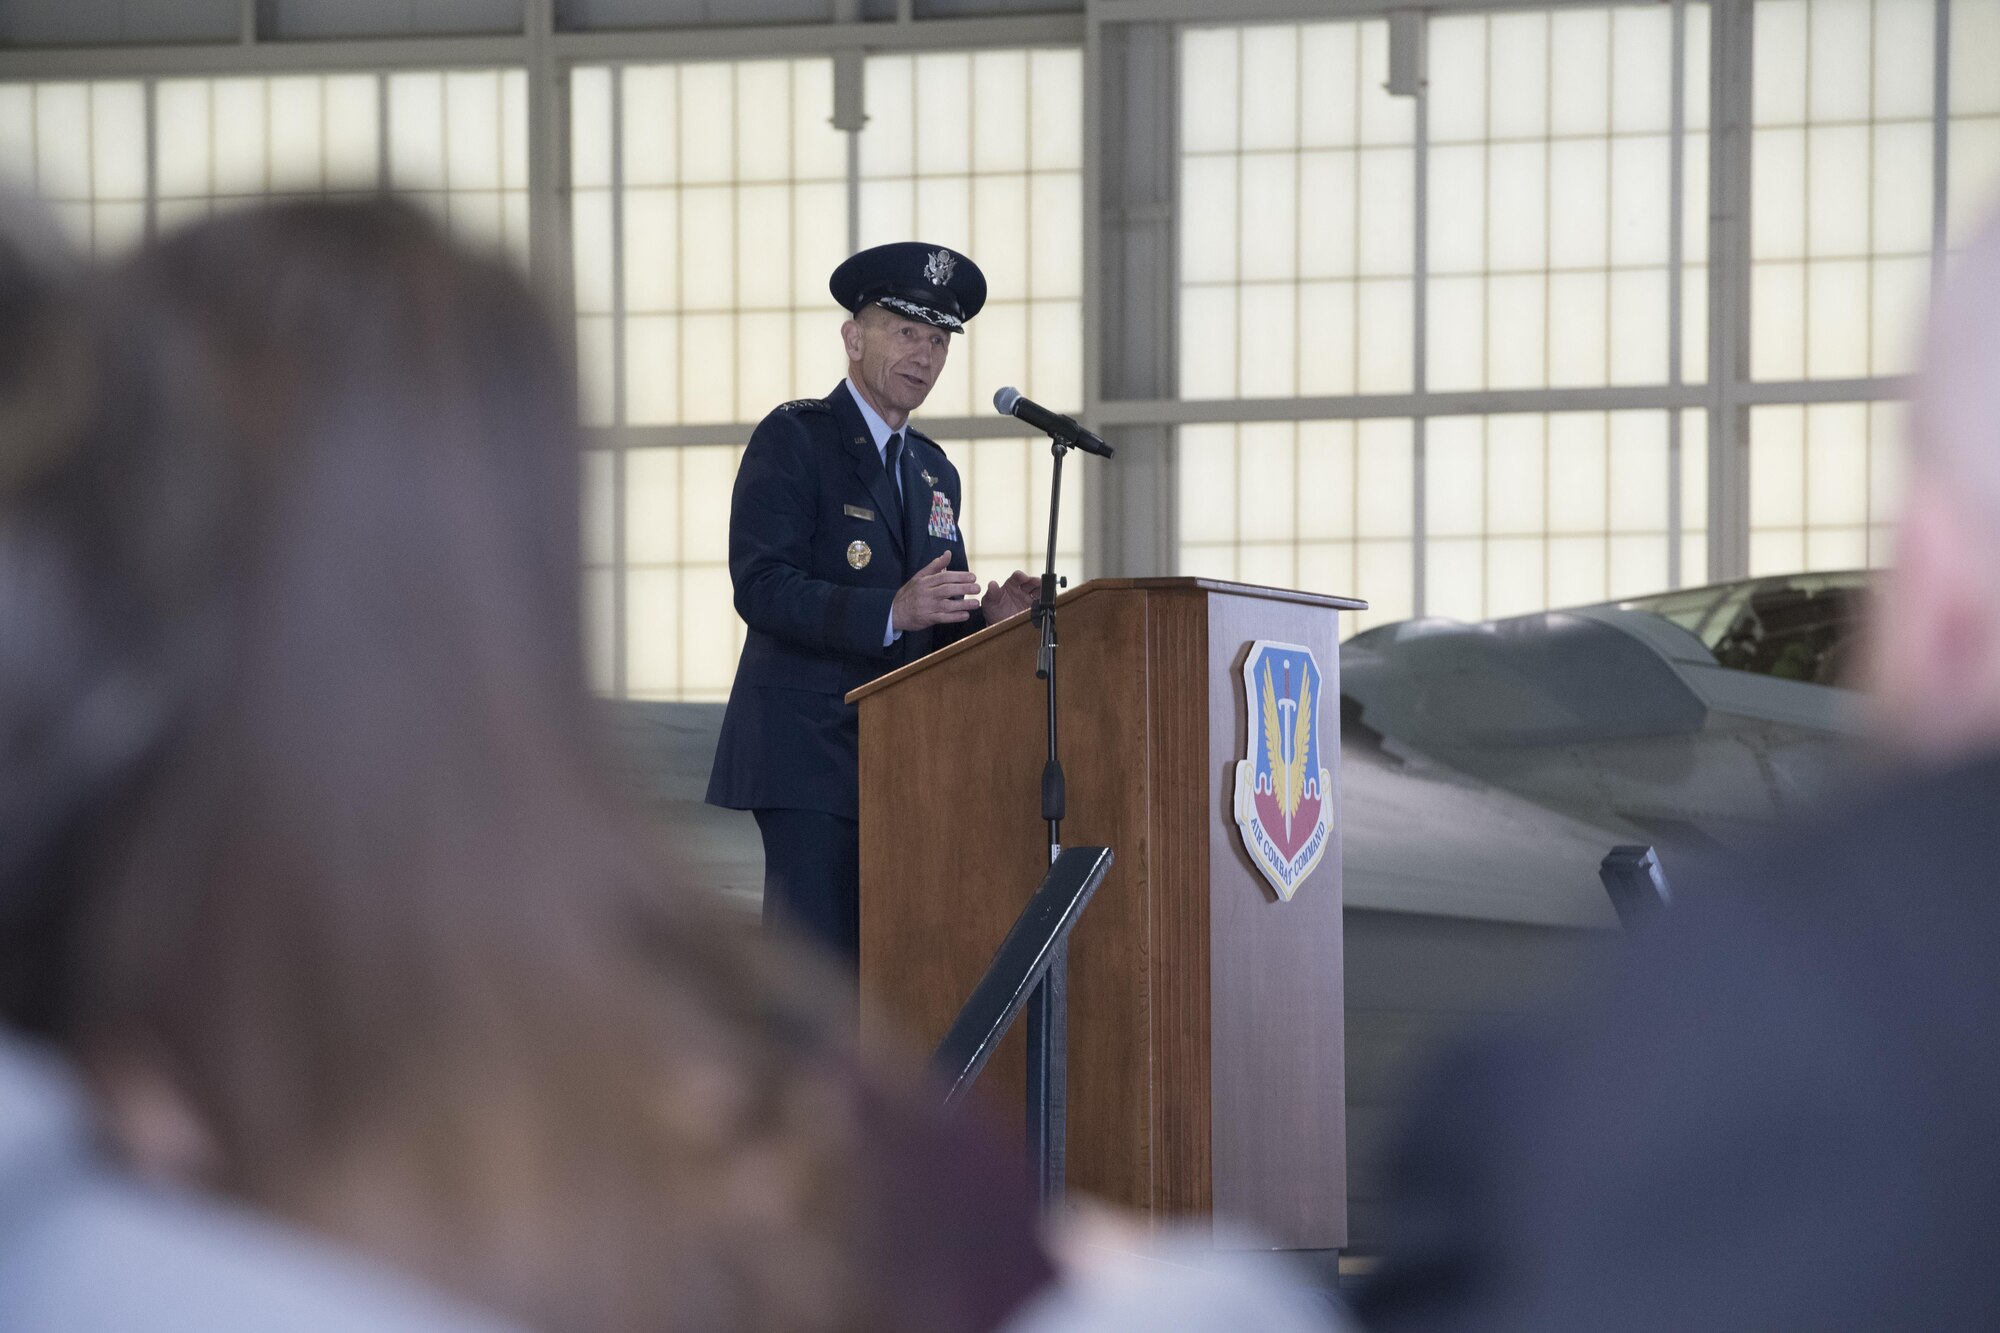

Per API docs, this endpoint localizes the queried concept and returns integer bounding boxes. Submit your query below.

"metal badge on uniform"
[920,468,937,487]
[843,504,876,521]
[927,491,959,541]
[847,540,872,569]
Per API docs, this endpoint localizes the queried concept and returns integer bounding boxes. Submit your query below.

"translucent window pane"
[1489,14,1550,141]
[1416,10,1675,394]
[1181,419,1408,621]
[584,566,616,695]
[1181,29,1240,155]
[1681,410,1710,586]
[444,71,503,191]
[572,189,615,316]
[1549,11,1611,137]
[1181,19,1414,398]
[1611,8,1674,134]
[388,74,445,190]
[577,316,616,427]
[1954,0,2000,116]
[1300,26,1360,147]
[0,88,32,185]
[678,65,734,186]
[1486,274,1547,390]
[1874,0,1935,118]
[1754,0,1943,378]
[325,77,380,191]
[735,62,792,183]
[155,82,209,199]
[1947,119,2000,247]
[1750,402,1903,570]
[972,51,1029,174]
[213,79,271,197]
[1427,17,1489,145]
[1238,285,1299,397]
[90,83,147,201]
[791,62,845,178]
[1239,27,1299,153]
[267,78,324,194]
[1807,0,1873,122]
[34,85,92,203]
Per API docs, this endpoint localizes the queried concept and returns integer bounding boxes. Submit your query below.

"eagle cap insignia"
[1231,640,1334,902]
[923,248,956,287]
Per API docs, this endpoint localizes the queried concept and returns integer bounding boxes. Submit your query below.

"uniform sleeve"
[728,413,898,658]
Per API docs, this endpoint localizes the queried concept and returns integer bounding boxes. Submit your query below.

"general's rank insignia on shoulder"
[778,397,828,414]
[927,491,959,542]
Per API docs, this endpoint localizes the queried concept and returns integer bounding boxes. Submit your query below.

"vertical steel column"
[143,79,158,244]
[523,0,567,304]
[1409,33,1429,616]
[1087,20,1177,580]
[1667,0,1688,588]
[1932,0,1951,291]
[1707,0,1755,581]
[610,67,629,699]
[831,45,865,257]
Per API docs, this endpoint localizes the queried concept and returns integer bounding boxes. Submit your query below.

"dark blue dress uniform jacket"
[706,381,984,820]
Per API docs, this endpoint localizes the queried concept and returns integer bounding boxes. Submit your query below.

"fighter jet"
[1339,570,1873,928]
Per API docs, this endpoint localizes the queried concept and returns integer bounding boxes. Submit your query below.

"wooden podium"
[849,577,1362,1249]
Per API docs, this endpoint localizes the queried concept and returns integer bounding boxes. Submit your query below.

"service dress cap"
[829,241,986,333]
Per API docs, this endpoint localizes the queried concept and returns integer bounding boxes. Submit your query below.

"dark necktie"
[884,431,905,524]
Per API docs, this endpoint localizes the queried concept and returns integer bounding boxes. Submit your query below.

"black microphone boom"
[993,387,1114,459]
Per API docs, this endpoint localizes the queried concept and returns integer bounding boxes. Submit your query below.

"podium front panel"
[854,579,1350,1248]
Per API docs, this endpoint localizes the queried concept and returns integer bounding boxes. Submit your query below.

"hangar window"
[1178,21,1416,399]
[1423,410,1708,622]
[859,49,1084,419]
[1178,419,1415,634]
[0,72,529,261]
[1748,400,1904,574]
[1425,5,1710,391]
[571,48,1084,698]
[1948,0,2000,250]
[1751,0,1939,382]
[0,81,147,256]
[1175,8,1707,629]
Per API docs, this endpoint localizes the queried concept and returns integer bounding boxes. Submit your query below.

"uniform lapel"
[830,382,905,559]
[901,435,928,561]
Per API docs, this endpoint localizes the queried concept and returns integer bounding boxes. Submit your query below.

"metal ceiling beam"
[552,13,1084,61]
[0,14,1085,82]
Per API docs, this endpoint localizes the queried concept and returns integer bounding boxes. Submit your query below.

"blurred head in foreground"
[0,201,911,1333]
[1869,213,2000,756]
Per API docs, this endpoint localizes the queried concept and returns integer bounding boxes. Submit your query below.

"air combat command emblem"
[1232,640,1334,902]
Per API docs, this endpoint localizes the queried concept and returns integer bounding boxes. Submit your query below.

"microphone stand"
[1024,433,1069,1211]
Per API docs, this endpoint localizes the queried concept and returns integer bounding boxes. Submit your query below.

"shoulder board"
[776,397,831,415]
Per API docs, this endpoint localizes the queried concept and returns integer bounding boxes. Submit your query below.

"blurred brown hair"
[50,201,890,1333]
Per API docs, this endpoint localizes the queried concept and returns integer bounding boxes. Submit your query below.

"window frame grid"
[3,0,1989,668]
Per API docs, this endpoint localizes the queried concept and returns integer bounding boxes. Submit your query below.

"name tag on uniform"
[843,504,876,521]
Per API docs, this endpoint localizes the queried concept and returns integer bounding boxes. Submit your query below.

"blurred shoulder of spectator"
[1001,1211,1351,1333]
[0,1032,522,1333]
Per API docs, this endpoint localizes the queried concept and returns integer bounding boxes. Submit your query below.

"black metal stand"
[1024,437,1070,1210]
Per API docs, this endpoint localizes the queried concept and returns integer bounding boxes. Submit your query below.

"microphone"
[993,387,1114,458]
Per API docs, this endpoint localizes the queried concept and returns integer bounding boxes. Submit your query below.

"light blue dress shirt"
[844,377,909,648]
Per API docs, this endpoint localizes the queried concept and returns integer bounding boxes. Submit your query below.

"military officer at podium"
[706,242,1038,967]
